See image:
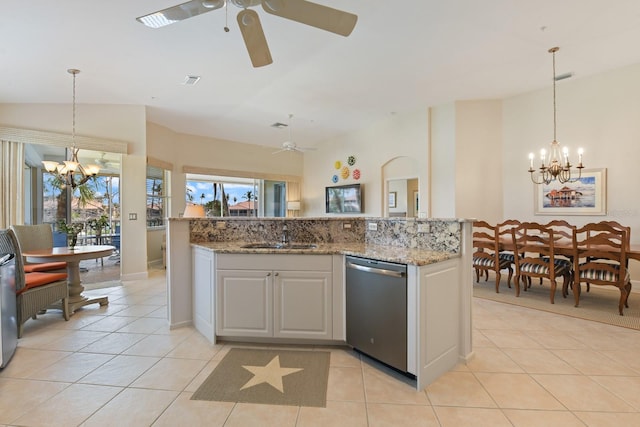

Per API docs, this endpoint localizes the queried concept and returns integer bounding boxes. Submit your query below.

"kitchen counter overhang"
[190,241,457,266]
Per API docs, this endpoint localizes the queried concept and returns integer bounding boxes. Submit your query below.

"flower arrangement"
[57,220,84,248]
[87,214,110,236]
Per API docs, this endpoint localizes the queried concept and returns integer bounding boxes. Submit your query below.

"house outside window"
[186,174,286,218]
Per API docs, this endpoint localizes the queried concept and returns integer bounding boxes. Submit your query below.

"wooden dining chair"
[539,220,575,292]
[0,229,69,337]
[511,222,572,304]
[572,222,631,315]
[584,220,632,293]
[476,219,521,285]
[472,221,513,293]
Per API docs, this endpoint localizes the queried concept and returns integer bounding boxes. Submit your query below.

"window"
[146,165,167,227]
[186,174,286,218]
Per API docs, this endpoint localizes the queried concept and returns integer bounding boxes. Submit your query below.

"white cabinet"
[409,258,463,390]
[216,269,272,337]
[215,254,334,340]
[274,270,332,339]
[192,247,215,342]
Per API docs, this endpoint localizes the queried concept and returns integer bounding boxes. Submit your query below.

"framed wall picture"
[388,191,397,208]
[534,168,607,215]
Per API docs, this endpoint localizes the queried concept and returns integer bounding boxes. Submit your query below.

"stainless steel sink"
[287,244,318,249]
[241,243,317,250]
[241,243,284,249]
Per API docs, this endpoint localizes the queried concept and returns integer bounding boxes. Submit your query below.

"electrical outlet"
[368,222,378,231]
[417,223,430,233]
[216,221,226,229]
[343,222,352,229]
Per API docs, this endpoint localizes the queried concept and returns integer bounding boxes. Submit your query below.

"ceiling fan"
[272,140,316,154]
[136,0,358,67]
[272,114,316,154]
[94,153,120,171]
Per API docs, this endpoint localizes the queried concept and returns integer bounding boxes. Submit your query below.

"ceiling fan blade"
[136,0,225,29]
[261,0,357,36]
[237,9,273,67]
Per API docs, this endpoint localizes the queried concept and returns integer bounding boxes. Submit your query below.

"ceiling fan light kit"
[137,0,357,67]
[271,114,317,154]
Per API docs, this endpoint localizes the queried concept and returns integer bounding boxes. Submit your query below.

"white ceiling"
[3,1,640,149]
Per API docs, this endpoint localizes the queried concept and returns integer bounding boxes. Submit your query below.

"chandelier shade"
[528,47,584,185]
[41,69,100,189]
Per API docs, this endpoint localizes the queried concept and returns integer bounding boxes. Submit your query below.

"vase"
[67,233,78,249]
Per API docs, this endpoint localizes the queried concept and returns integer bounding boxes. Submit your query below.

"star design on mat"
[240,355,303,393]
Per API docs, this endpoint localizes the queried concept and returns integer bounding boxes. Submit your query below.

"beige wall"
[429,100,503,222]
[503,63,640,237]
[455,100,503,222]
[146,122,303,217]
[302,107,429,217]
[430,103,456,218]
[0,103,148,280]
[503,62,640,280]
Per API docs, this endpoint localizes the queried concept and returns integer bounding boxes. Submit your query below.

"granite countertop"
[191,241,457,266]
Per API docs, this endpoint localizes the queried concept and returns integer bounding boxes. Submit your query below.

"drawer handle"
[346,261,406,278]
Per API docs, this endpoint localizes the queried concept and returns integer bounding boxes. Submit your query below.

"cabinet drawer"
[217,254,332,271]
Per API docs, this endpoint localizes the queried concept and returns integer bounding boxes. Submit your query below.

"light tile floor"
[1,270,639,426]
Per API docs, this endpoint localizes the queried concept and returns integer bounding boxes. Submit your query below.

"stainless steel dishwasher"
[345,255,408,373]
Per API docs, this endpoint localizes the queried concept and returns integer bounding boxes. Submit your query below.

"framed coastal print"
[534,168,607,215]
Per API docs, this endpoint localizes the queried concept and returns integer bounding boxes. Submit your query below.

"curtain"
[286,180,301,218]
[0,139,24,228]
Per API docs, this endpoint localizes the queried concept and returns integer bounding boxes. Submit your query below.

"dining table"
[22,245,115,314]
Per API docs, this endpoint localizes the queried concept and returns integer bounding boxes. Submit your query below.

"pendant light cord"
[72,70,77,146]
[551,47,557,142]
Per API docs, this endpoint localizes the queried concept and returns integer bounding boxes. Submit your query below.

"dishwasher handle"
[346,261,406,278]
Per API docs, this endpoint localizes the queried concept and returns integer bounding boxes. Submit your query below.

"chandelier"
[528,47,584,185]
[42,69,100,189]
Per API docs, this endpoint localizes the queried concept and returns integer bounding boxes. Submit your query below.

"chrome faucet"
[281,224,290,245]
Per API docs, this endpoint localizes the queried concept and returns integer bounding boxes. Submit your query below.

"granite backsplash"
[188,217,462,254]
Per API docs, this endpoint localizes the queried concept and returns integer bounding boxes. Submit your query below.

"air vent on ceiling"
[181,75,201,85]
[271,122,288,129]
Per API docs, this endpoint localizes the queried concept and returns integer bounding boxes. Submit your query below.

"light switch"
[128,213,137,220]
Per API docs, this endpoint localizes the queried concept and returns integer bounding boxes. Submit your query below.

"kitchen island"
[166,217,473,390]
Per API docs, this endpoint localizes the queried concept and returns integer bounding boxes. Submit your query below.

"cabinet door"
[192,247,215,343]
[274,270,332,339]
[216,269,272,337]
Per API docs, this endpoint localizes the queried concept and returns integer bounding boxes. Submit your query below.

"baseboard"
[170,320,193,329]
[147,259,164,269]
[121,271,149,281]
